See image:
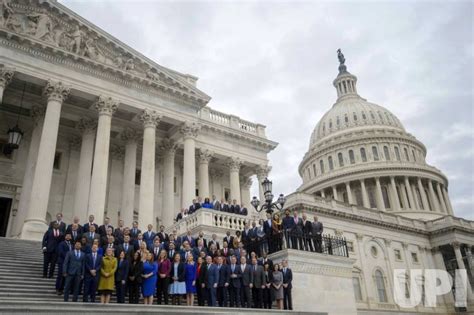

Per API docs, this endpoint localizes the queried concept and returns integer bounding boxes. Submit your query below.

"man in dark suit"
[248,221,258,256]
[229,199,240,214]
[263,212,273,253]
[193,239,207,260]
[241,222,251,250]
[312,215,324,253]
[240,256,253,308]
[42,222,63,278]
[196,256,207,306]
[205,256,219,307]
[251,256,266,308]
[56,233,72,294]
[215,256,229,307]
[223,231,234,250]
[282,209,295,248]
[83,224,100,246]
[195,231,207,248]
[83,243,101,302]
[207,234,220,250]
[68,223,82,243]
[183,230,195,248]
[282,259,293,310]
[258,253,274,271]
[98,216,113,238]
[302,213,313,251]
[143,224,156,250]
[117,235,134,260]
[66,216,82,236]
[188,199,201,214]
[292,210,304,250]
[175,208,185,222]
[82,215,98,235]
[133,232,145,251]
[240,205,248,216]
[100,226,114,247]
[103,235,117,257]
[219,198,229,212]
[49,213,66,233]
[167,242,177,260]
[156,225,169,243]
[151,238,165,261]
[129,221,141,241]
[113,219,125,244]
[212,196,221,210]
[228,255,242,307]
[63,240,85,302]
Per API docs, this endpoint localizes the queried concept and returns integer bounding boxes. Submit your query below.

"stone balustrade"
[199,107,266,138]
[165,208,254,236]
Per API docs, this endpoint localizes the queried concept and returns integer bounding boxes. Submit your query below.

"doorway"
[0,198,12,237]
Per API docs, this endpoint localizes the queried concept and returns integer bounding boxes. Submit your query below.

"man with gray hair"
[312,215,323,253]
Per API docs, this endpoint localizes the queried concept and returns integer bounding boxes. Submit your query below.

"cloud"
[59,0,473,220]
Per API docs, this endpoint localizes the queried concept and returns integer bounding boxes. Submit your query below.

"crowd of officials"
[40,204,324,310]
[175,196,249,221]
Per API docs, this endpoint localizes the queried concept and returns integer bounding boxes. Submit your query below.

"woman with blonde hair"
[272,212,283,251]
[98,247,117,304]
[184,253,197,306]
[169,252,186,305]
[141,251,158,305]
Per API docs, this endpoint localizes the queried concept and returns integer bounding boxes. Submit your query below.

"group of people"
[42,212,300,310]
[176,196,249,221]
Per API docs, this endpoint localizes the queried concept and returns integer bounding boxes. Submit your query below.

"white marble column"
[161,138,177,227]
[180,122,200,208]
[87,96,118,225]
[12,106,45,237]
[359,179,370,208]
[332,186,339,201]
[21,81,70,240]
[0,67,14,104]
[442,186,454,216]
[240,176,252,207]
[107,145,125,225]
[210,169,223,200]
[427,180,440,212]
[227,157,242,203]
[256,165,271,202]
[138,109,160,230]
[417,178,429,210]
[120,128,139,228]
[399,182,409,210]
[198,149,213,199]
[431,247,456,306]
[404,177,416,210]
[320,190,326,199]
[73,118,97,221]
[61,137,81,221]
[452,242,474,300]
[436,182,448,214]
[374,177,385,211]
[345,182,353,204]
[389,176,401,211]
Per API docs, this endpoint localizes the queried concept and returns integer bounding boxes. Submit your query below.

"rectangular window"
[394,249,402,260]
[384,146,390,161]
[53,152,62,170]
[372,146,379,161]
[352,276,363,301]
[173,176,177,193]
[411,252,419,263]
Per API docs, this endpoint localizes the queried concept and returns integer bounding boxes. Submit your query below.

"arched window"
[375,270,388,302]
[382,186,391,209]
[313,164,317,177]
[394,146,401,161]
[353,113,358,121]
[412,150,417,162]
[328,156,334,170]
[372,146,379,161]
[320,160,325,174]
[307,169,311,180]
[336,116,340,126]
[338,152,344,167]
[345,115,349,123]
[404,148,410,161]
[383,146,391,161]
[349,150,355,164]
[362,112,367,120]
[329,120,333,129]
[360,148,367,162]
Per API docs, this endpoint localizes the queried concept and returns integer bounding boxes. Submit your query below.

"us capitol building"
[0,0,472,314]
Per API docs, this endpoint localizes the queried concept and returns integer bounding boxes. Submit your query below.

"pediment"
[0,0,211,107]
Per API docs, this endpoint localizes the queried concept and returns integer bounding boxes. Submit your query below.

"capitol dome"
[298,50,454,221]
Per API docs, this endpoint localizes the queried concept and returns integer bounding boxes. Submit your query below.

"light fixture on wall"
[4,83,25,155]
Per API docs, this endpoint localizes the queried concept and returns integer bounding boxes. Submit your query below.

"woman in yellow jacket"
[98,247,117,304]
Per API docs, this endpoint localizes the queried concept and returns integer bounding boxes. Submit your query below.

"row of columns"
[319,176,454,215]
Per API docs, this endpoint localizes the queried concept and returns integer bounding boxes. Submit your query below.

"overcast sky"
[60,0,473,220]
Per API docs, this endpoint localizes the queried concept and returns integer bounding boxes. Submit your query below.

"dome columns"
[389,176,401,211]
[374,177,385,211]
[417,178,430,211]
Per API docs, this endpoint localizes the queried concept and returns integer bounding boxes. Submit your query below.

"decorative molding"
[256,164,272,179]
[210,168,224,179]
[43,80,70,103]
[160,138,177,157]
[68,136,81,151]
[180,121,201,139]
[30,104,45,125]
[240,176,253,189]
[226,157,242,172]
[75,117,97,135]
[198,149,213,164]
[120,127,141,144]
[94,95,118,116]
[110,144,125,160]
[0,65,14,88]
[139,109,161,129]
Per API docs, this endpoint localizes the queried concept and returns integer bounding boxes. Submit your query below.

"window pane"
[395,147,401,161]
[353,277,363,301]
[360,148,367,162]
[384,146,390,160]
[349,150,355,164]
[328,156,334,170]
[372,146,379,161]
[338,153,344,167]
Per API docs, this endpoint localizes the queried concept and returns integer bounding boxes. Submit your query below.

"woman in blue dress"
[185,254,197,306]
[142,252,158,305]
[168,252,186,305]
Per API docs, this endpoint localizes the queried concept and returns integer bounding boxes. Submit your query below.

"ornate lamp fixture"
[251,177,286,214]
[4,83,25,155]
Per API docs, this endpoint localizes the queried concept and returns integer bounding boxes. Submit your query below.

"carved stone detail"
[256,164,272,179]
[241,176,253,188]
[139,109,161,128]
[76,117,97,135]
[120,127,140,143]
[198,149,213,164]
[69,136,81,151]
[110,144,125,160]
[226,157,242,172]
[210,168,224,179]
[94,95,118,116]
[0,66,14,88]
[180,121,201,139]
[30,105,45,125]
[43,80,70,103]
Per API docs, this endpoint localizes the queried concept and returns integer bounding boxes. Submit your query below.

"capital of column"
[241,175,253,189]
[431,246,441,255]
[111,144,125,160]
[384,238,392,247]
[76,117,97,135]
[121,127,141,144]
[256,164,272,179]
[226,157,242,172]
[94,95,118,116]
[198,149,213,164]
[140,109,161,128]
[69,136,82,152]
[210,168,224,179]
[180,121,201,139]
[451,241,461,250]
[355,233,364,241]
[402,242,409,250]
[0,66,14,88]
[160,138,178,157]
[30,105,46,125]
[43,80,70,103]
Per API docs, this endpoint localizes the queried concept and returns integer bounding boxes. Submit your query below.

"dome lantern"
[333,49,358,100]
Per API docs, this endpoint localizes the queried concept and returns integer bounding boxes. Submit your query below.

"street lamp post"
[251,177,286,214]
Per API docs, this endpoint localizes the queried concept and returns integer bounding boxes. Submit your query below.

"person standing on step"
[282,259,293,310]
[271,263,284,310]
[115,250,130,303]
[83,243,102,303]
[63,240,85,302]
[56,232,72,295]
[42,221,63,278]
[228,255,242,307]
[128,251,143,304]
[156,249,171,305]
[240,256,253,308]
[98,247,117,304]
[49,212,66,234]
[204,255,219,307]
[184,253,197,306]
[168,252,186,305]
[142,251,158,305]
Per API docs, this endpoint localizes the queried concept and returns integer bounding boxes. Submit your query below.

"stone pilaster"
[161,138,177,227]
[198,149,213,199]
[240,175,253,207]
[210,168,224,200]
[21,81,70,240]
[88,95,118,225]
[404,177,416,210]
[226,157,242,203]
[345,182,353,204]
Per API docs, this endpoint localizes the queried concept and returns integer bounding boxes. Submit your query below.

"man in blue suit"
[216,256,230,307]
[282,209,295,248]
[82,215,99,236]
[228,255,242,307]
[83,243,101,302]
[205,255,219,307]
[142,224,156,250]
[56,233,73,294]
[63,240,86,302]
[42,222,63,278]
